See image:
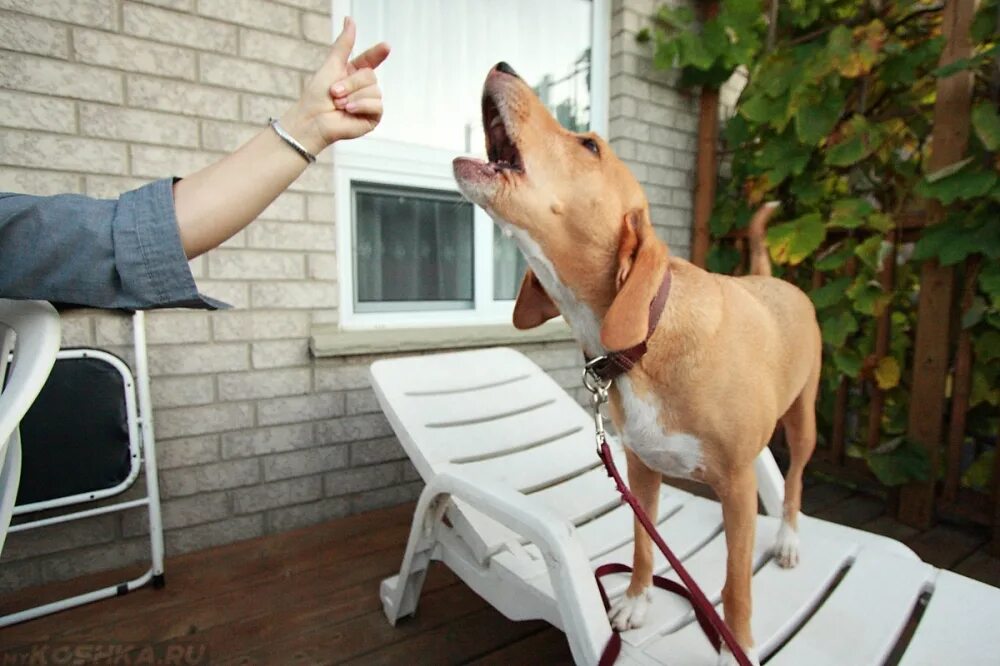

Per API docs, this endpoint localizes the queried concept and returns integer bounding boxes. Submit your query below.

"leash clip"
[583,356,612,452]
[583,355,612,398]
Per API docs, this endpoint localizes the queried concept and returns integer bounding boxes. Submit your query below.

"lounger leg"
[380,487,449,624]
[0,429,22,556]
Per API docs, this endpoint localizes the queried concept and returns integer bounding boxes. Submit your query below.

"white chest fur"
[496,218,605,357]
[617,376,703,479]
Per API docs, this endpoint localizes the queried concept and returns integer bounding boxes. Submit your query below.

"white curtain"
[356,187,474,307]
[353,0,593,154]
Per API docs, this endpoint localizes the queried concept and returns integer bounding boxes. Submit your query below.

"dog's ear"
[513,269,560,329]
[601,208,668,350]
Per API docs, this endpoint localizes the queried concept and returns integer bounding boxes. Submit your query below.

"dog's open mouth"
[483,93,523,173]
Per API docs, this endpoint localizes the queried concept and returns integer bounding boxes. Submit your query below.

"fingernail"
[333,98,346,108]
[332,84,345,95]
[345,102,357,112]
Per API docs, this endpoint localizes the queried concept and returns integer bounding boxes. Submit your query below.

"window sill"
[310,321,575,358]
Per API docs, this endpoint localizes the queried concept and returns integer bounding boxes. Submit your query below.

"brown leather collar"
[585,268,672,382]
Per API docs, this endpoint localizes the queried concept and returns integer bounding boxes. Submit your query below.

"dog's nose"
[495,61,520,79]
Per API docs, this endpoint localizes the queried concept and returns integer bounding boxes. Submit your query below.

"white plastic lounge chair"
[372,347,1000,665]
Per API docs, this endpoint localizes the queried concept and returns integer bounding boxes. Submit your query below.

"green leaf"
[847,278,891,316]
[741,90,791,129]
[913,222,961,263]
[723,114,751,146]
[829,197,875,229]
[913,217,1000,267]
[821,309,858,346]
[833,348,863,378]
[793,83,844,144]
[881,36,944,88]
[925,157,974,182]
[756,130,812,183]
[866,437,931,486]
[874,357,901,390]
[917,168,998,204]
[815,240,856,271]
[975,331,1000,364]
[866,212,894,233]
[855,236,892,272]
[652,39,678,69]
[961,449,994,492]
[971,103,1000,151]
[676,30,714,69]
[933,44,1000,77]
[962,297,987,329]
[980,263,1000,305]
[706,244,741,274]
[970,366,1000,407]
[825,116,881,167]
[810,276,852,309]
[767,213,826,265]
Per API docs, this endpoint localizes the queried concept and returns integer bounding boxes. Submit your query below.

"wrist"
[278,105,329,157]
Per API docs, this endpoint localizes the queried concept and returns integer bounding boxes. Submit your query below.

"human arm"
[0,17,387,309]
[0,182,219,310]
[172,17,389,258]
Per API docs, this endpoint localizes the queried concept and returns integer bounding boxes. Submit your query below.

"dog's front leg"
[716,467,761,666]
[609,448,660,631]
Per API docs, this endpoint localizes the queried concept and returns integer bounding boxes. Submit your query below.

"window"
[333,0,609,329]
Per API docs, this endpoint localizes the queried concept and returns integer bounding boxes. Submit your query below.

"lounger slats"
[617,517,782,648]
[591,495,724,596]
[372,349,535,395]
[527,444,629,523]
[769,549,933,666]
[427,401,589,464]
[407,372,558,424]
[639,532,855,663]
[899,569,1000,666]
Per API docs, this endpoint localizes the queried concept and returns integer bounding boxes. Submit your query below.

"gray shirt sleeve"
[0,178,227,310]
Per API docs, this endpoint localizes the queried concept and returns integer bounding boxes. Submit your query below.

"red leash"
[593,437,753,665]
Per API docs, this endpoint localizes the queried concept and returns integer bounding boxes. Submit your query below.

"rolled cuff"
[113,178,228,310]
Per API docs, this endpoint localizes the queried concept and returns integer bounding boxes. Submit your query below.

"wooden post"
[691,0,720,269]
[897,0,979,528]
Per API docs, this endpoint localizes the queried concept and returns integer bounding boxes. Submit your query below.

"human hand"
[279,17,389,155]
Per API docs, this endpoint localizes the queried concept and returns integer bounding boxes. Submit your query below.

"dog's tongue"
[489,125,506,158]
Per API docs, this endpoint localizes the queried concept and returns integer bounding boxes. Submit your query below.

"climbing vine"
[639,0,1000,486]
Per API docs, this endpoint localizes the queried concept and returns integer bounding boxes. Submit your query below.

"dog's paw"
[608,588,652,631]
[717,644,760,666]
[773,519,800,568]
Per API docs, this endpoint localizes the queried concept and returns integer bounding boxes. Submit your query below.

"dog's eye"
[580,137,600,156]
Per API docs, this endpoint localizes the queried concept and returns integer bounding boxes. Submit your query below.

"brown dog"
[454,63,821,665]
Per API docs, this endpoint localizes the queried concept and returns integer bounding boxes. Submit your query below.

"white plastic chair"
[371,347,1000,665]
[0,299,61,557]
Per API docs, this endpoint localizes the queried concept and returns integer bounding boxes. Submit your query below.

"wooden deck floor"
[3,476,999,665]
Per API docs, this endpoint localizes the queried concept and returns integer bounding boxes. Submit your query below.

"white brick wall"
[0,0,696,592]
[611,0,697,258]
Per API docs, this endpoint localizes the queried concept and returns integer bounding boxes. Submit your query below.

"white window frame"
[331,0,610,331]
